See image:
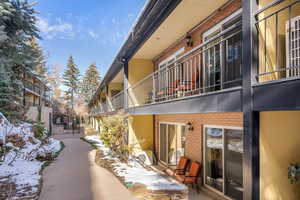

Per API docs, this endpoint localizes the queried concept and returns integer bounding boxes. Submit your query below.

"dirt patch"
[0,176,39,200]
[94,150,188,200]
[6,135,26,148]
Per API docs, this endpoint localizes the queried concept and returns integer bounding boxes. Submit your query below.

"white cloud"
[88,30,99,38]
[37,17,73,39]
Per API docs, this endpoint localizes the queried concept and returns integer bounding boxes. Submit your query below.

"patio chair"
[165,156,190,176]
[156,80,179,101]
[175,161,201,192]
[175,70,199,94]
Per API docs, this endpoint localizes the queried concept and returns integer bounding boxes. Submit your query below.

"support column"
[123,58,129,110]
[242,0,260,200]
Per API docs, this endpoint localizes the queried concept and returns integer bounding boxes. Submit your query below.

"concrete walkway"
[39,134,135,200]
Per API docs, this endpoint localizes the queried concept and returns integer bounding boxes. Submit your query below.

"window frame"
[158,121,187,166]
[203,124,243,198]
[202,9,242,92]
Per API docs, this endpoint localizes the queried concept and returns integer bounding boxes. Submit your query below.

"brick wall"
[153,0,241,69]
[154,112,243,163]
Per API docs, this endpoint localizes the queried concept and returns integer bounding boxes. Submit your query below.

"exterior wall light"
[187,122,194,131]
[185,34,193,47]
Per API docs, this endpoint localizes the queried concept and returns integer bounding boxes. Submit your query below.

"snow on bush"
[84,135,187,191]
[0,113,62,198]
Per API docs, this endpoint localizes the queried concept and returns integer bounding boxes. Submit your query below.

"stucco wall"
[108,83,123,97]
[26,106,38,122]
[128,59,154,107]
[257,0,300,82]
[26,105,53,131]
[128,115,154,153]
[128,59,154,86]
[260,111,300,200]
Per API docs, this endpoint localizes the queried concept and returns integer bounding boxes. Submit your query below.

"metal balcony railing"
[255,0,300,83]
[110,91,124,111]
[127,22,242,107]
[91,91,124,115]
[90,103,109,115]
[23,81,42,95]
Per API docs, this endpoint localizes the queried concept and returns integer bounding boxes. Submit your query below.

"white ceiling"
[133,0,229,59]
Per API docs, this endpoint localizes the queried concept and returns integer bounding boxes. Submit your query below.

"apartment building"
[23,72,53,132]
[89,0,300,199]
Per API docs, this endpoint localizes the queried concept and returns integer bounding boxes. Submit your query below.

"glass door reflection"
[225,129,243,199]
[205,127,223,192]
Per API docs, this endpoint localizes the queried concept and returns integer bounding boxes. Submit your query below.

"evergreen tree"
[0,0,40,121]
[30,39,47,80]
[80,62,101,103]
[0,64,21,120]
[63,56,80,113]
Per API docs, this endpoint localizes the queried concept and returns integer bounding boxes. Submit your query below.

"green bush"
[32,122,47,140]
[288,163,300,184]
[100,114,130,159]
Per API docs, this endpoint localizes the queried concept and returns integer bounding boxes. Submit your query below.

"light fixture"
[120,57,127,63]
[185,33,193,47]
[187,122,194,131]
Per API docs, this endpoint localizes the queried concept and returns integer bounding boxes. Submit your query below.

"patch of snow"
[84,136,187,191]
[0,112,62,197]
[0,160,42,195]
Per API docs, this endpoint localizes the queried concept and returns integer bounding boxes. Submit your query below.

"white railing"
[90,91,124,115]
[90,103,108,115]
[110,91,124,111]
[255,0,300,83]
[127,22,242,107]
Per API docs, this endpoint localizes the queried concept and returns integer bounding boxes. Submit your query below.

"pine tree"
[63,56,80,113]
[80,62,101,103]
[0,0,40,121]
[0,64,21,120]
[30,39,47,80]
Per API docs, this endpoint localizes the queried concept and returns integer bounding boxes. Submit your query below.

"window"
[159,123,186,166]
[204,126,243,199]
[156,48,185,96]
[158,47,185,69]
[203,9,242,92]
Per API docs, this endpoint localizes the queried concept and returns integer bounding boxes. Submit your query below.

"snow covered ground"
[0,113,62,198]
[84,135,187,192]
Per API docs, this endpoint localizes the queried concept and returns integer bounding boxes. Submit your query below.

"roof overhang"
[89,0,182,106]
[133,0,230,59]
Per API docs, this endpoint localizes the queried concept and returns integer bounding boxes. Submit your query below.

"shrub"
[100,114,130,159]
[288,163,300,184]
[32,122,47,140]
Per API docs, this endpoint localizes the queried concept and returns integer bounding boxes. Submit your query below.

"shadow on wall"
[260,111,300,200]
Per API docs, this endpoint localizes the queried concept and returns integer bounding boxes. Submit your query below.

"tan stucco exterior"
[128,115,154,153]
[260,111,300,200]
[257,0,300,82]
[128,59,154,86]
[128,59,154,107]
[26,105,53,131]
[108,83,123,97]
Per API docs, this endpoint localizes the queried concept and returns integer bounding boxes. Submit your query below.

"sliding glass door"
[204,126,243,199]
[159,124,168,163]
[159,123,186,166]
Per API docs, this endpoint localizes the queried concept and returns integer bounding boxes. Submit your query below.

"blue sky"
[35,0,146,77]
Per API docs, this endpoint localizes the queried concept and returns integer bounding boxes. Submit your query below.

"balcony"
[127,21,242,109]
[253,0,300,111]
[91,91,125,116]
[110,91,124,111]
[255,0,300,84]
[90,103,108,116]
[23,81,42,96]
